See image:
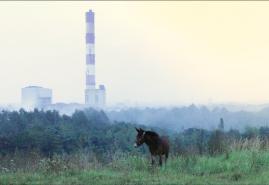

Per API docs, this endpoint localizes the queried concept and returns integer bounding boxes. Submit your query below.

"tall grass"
[229,136,269,151]
[1,138,269,185]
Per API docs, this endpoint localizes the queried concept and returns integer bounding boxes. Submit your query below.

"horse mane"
[145,131,159,138]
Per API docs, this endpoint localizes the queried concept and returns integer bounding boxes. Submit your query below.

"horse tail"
[162,136,169,163]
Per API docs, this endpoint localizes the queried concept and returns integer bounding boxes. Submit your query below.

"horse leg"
[159,155,162,166]
[151,155,155,165]
[165,152,169,164]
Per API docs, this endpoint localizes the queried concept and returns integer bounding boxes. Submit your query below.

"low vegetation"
[1,140,269,185]
[1,109,269,184]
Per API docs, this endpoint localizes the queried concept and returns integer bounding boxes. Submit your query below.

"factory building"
[85,10,106,109]
[21,86,52,110]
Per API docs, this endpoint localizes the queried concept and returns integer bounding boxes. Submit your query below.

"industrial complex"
[21,10,106,111]
[21,86,52,110]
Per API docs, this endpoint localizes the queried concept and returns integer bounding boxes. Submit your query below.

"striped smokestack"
[85,10,106,108]
[85,10,95,89]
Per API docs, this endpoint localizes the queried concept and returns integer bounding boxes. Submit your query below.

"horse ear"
[135,127,139,132]
[140,128,144,132]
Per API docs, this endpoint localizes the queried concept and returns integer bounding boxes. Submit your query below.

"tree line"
[1,109,269,160]
[107,105,269,131]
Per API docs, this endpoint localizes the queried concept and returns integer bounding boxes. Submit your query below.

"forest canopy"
[0,108,269,160]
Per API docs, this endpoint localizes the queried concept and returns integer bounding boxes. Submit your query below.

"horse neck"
[144,134,160,148]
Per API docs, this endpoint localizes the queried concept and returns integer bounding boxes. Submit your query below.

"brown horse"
[134,128,169,166]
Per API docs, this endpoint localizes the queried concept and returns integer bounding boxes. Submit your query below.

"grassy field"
[1,148,269,185]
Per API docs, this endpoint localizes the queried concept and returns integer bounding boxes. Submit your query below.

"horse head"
[134,128,145,148]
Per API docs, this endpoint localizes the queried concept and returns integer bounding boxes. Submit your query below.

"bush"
[208,129,227,156]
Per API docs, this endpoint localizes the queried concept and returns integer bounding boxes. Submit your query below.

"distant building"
[21,86,52,110]
[85,10,106,109]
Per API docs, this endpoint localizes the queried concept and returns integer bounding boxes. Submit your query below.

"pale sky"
[1,2,269,106]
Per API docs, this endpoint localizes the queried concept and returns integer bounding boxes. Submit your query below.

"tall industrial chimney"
[85,10,95,90]
[85,10,106,108]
